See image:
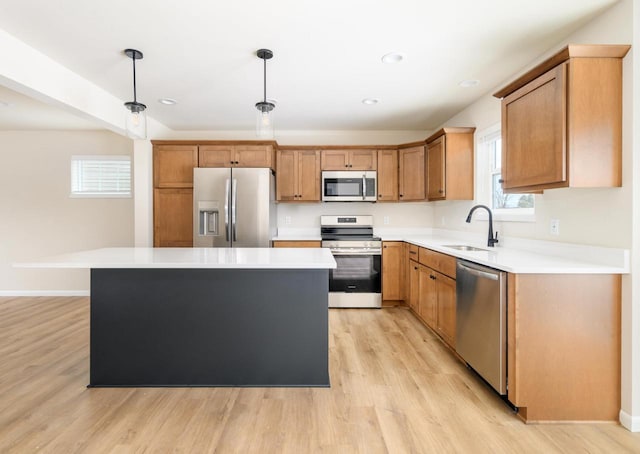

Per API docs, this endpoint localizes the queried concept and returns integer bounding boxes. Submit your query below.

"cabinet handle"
[414,266,418,270]
[438,189,443,193]
[409,251,417,255]
[400,194,403,198]
[230,161,234,164]
[498,179,504,183]
[378,194,382,197]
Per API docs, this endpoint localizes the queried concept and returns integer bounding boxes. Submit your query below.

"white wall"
[277,201,433,231]
[0,130,134,293]
[626,0,640,432]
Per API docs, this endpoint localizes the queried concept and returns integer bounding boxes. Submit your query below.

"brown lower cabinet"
[507,273,620,422]
[407,246,457,349]
[382,241,404,303]
[401,242,621,423]
[272,241,321,248]
[153,188,193,247]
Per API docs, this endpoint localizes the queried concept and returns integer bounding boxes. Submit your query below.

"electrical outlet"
[285,216,291,225]
[383,216,390,225]
[550,219,560,235]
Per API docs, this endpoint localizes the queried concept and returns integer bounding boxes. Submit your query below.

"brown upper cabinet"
[377,149,399,201]
[425,128,475,201]
[494,44,630,193]
[276,149,321,202]
[398,143,425,201]
[153,145,198,188]
[199,144,275,169]
[321,149,377,170]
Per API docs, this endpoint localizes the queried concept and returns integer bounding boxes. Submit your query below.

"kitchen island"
[18,247,336,387]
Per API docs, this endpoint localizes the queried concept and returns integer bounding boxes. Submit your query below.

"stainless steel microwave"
[321,171,377,202]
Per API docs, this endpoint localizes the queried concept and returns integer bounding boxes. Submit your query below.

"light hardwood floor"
[1,296,639,453]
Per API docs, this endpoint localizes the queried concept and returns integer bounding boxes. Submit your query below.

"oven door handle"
[330,248,381,255]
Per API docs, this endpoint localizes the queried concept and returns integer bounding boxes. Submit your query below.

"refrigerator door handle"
[224,178,230,242]
[232,178,238,242]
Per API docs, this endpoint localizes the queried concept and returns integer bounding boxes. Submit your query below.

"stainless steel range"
[321,215,381,308]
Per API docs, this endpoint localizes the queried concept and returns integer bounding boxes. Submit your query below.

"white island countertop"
[16,247,337,270]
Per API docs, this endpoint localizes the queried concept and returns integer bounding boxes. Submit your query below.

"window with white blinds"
[70,155,132,198]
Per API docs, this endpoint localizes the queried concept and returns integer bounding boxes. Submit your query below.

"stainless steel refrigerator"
[193,168,276,247]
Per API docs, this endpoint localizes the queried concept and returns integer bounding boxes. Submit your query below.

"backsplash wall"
[277,202,434,230]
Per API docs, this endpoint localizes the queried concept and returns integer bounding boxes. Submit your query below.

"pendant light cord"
[263,57,267,103]
[132,54,137,103]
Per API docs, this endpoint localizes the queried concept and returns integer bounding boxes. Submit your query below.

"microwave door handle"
[362,174,366,201]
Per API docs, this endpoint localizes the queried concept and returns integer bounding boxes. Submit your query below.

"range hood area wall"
[277,202,434,230]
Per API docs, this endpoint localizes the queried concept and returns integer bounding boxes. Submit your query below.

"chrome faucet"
[465,204,499,247]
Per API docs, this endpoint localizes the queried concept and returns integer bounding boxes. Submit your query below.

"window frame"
[70,154,132,199]
[476,124,535,222]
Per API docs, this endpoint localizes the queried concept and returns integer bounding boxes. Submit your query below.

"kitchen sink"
[443,245,488,252]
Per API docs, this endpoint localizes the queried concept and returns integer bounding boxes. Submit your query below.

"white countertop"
[273,229,629,274]
[16,247,337,270]
[401,236,628,274]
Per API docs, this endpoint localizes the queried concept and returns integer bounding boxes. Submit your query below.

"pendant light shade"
[255,49,274,138]
[123,49,147,140]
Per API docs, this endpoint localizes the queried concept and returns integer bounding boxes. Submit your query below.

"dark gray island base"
[89,268,329,387]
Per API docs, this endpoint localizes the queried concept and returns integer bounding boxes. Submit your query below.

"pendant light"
[123,48,147,139]
[255,49,275,138]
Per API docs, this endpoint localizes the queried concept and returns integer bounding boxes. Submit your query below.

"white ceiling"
[0,0,618,132]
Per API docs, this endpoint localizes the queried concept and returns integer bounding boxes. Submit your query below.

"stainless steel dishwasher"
[456,260,507,394]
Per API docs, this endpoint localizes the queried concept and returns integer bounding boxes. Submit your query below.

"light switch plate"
[383,216,390,225]
[550,219,560,235]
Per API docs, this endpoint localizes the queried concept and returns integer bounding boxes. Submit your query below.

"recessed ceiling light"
[381,52,405,64]
[158,98,177,105]
[362,98,379,105]
[459,79,480,88]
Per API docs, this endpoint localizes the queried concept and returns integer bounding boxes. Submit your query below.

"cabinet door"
[153,188,193,247]
[399,146,425,201]
[199,145,234,168]
[436,272,456,348]
[377,150,398,201]
[272,241,321,248]
[154,145,198,187]
[235,145,274,168]
[321,150,350,170]
[276,150,298,201]
[502,63,567,191]
[427,136,446,200]
[409,261,420,312]
[349,149,377,170]
[382,242,403,301]
[297,150,321,201]
[418,266,437,328]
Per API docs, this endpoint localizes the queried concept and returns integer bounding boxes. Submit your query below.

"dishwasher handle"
[457,260,500,281]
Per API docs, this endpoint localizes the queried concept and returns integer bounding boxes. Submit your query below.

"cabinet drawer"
[407,244,419,259]
[418,248,456,279]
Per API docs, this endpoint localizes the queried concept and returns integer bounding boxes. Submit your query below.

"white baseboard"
[0,290,89,297]
[620,410,640,432]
